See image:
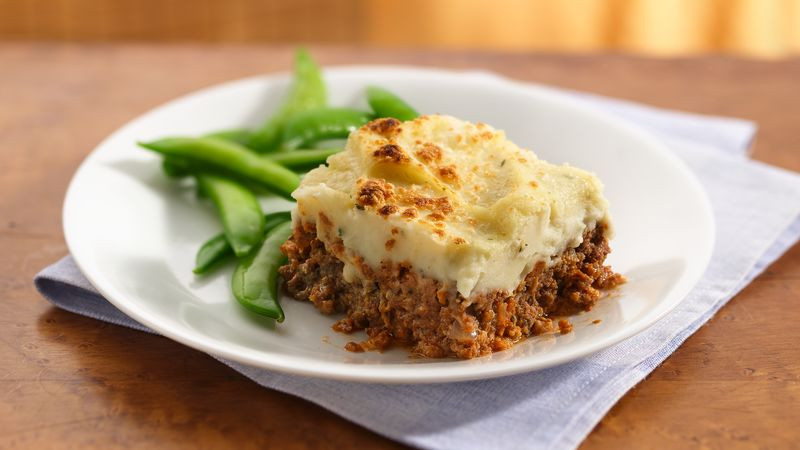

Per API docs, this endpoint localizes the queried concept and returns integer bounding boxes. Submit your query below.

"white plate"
[63,67,714,383]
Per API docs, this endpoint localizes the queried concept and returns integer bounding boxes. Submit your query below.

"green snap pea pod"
[160,129,255,179]
[192,234,231,275]
[232,220,293,321]
[205,128,254,146]
[193,211,292,275]
[248,48,327,153]
[267,147,341,170]
[158,156,210,199]
[139,137,300,199]
[366,86,419,121]
[161,157,192,178]
[281,108,371,150]
[155,147,339,178]
[196,174,265,257]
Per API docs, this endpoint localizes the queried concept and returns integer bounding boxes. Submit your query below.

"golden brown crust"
[401,192,453,215]
[437,165,459,184]
[415,143,443,163]
[428,212,446,222]
[378,205,399,217]
[401,208,418,219]
[372,144,410,164]
[356,179,394,208]
[366,117,402,136]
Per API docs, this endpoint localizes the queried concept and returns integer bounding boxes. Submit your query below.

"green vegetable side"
[280,107,372,150]
[232,221,293,322]
[366,86,419,121]
[137,48,420,322]
[196,174,265,257]
[193,211,292,275]
[248,48,327,153]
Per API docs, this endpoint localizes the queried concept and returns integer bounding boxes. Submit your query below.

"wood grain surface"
[1,44,799,449]
[4,1,800,58]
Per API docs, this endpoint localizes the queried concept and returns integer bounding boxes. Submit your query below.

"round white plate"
[64,67,714,383]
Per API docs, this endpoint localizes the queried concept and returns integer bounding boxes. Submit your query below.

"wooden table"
[2,44,799,449]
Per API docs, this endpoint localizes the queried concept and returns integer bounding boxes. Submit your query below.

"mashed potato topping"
[291,115,612,298]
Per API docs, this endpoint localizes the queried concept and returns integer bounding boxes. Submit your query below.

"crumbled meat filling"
[345,341,364,352]
[280,223,623,359]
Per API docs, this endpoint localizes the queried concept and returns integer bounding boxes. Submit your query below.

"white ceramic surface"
[63,67,714,383]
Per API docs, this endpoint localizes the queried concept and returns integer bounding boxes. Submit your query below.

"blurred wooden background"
[2,0,800,58]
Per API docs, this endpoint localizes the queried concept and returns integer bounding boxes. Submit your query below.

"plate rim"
[62,65,715,383]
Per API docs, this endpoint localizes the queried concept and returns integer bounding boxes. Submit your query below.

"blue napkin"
[35,84,800,450]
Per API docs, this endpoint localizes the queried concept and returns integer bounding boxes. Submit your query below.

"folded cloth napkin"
[35,84,800,450]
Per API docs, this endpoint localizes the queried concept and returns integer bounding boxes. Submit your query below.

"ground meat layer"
[279,222,624,359]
